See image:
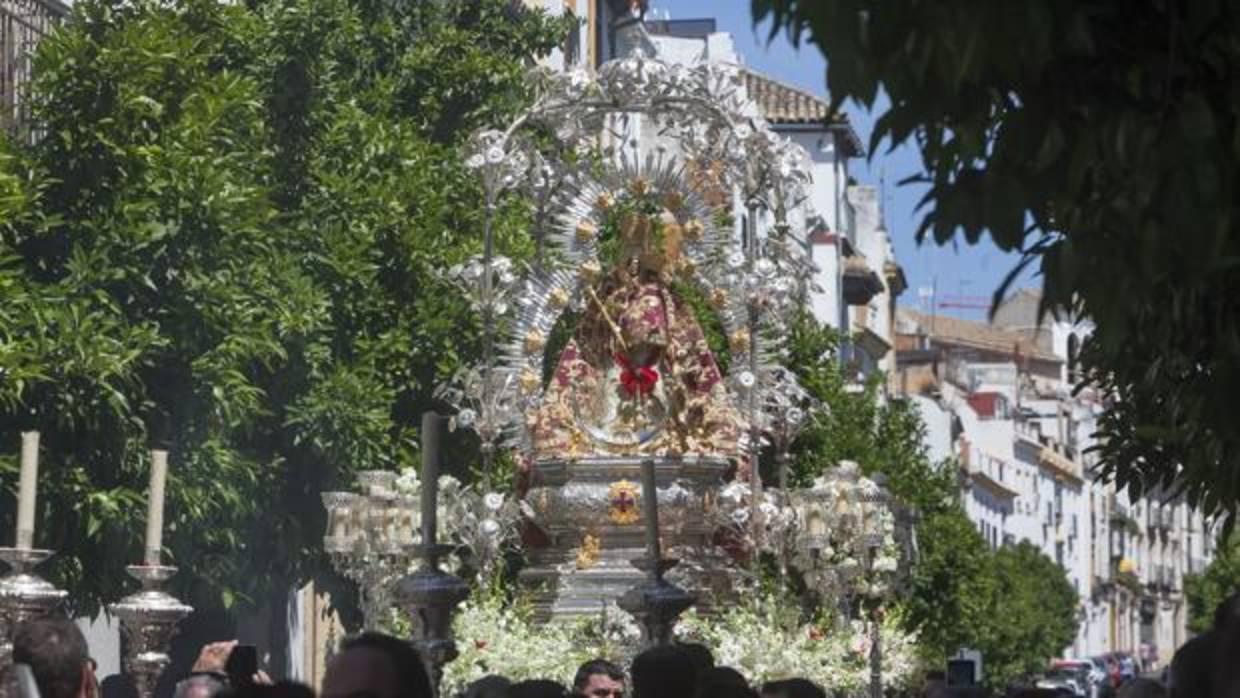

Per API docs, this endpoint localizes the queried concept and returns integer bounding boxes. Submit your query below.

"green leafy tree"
[0,0,569,632]
[752,0,1240,520]
[1185,532,1240,634]
[983,542,1080,688]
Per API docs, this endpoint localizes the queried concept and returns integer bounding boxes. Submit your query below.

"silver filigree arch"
[439,49,819,483]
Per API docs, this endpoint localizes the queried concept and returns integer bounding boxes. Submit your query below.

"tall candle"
[15,431,40,549]
[420,412,440,547]
[144,449,169,565]
[640,458,660,566]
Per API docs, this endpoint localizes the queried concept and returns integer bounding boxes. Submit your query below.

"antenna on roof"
[878,167,887,231]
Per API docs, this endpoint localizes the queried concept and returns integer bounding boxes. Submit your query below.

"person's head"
[217,683,316,698]
[12,618,95,698]
[676,644,713,676]
[1214,591,1240,631]
[321,632,431,698]
[1212,592,1240,698]
[1170,631,1213,698]
[174,675,226,698]
[506,679,566,698]
[759,678,825,698]
[630,645,696,698]
[466,675,512,698]
[1118,678,1166,698]
[573,659,624,698]
[695,667,753,698]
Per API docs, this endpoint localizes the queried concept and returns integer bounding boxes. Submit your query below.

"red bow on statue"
[614,353,659,397]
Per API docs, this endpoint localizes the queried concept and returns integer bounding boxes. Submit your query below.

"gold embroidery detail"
[683,218,704,241]
[524,329,546,354]
[729,329,751,354]
[662,191,684,212]
[580,259,602,282]
[519,369,541,394]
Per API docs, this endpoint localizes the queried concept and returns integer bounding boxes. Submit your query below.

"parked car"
[1054,658,1108,698]
[1038,667,1088,697]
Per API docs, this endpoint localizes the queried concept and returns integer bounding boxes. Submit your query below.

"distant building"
[1,0,68,136]
[896,297,1216,664]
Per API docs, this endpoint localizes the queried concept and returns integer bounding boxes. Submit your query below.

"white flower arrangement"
[435,587,922,697]
[441,594,599,694]
[675,592,923,694]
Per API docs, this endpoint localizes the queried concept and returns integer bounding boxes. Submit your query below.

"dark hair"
[631,645,696,698]
[465,675,512,698]
[676,644,713,675]
[759,678,825,698]
[1214,591,1240,630]
[573,660,625,692]
[12,618,90,698]
[1170,631,1213,698]
[506,679,566,698]
[217,682,316,698]
[339,633,431,698]
[696,667,753,698]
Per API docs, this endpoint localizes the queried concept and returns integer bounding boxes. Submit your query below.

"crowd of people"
[5,592,1239,698]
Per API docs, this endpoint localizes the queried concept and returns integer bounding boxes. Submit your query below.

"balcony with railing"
[1,0,67,135]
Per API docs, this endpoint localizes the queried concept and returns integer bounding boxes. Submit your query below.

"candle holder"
[0,547,67,672]
[618,460,694,647]
[394,543,468,697]
[617,556,694,647]
[322,480,416,630]
[108,565,192,698]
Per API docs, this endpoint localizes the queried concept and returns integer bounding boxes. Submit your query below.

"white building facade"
[896,297,1217,667]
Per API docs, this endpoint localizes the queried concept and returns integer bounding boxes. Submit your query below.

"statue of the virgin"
[529,179,742,461]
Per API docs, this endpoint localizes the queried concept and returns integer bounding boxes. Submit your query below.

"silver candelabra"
[109,565,192,698]
[394,413,468,697]
[0,547,67,674]
[322,471,418,630]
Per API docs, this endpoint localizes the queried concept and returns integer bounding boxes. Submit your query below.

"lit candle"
[420,412,440,547]
[143,449,169,566]
[640,458,660,566]
[15,431,39,549]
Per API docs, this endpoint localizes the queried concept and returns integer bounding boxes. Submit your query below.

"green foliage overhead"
[0,0,569,616]
[753,0,1240,521]
[1184,533,1239,634]
[784,310,1078,687]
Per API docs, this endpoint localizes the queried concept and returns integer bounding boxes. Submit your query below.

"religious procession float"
[325,48,923,694]
[0,46,923,698]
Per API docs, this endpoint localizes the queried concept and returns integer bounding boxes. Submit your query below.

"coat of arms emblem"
[608,480,641,525]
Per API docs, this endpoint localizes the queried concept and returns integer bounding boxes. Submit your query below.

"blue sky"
[648,1,1038,317]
